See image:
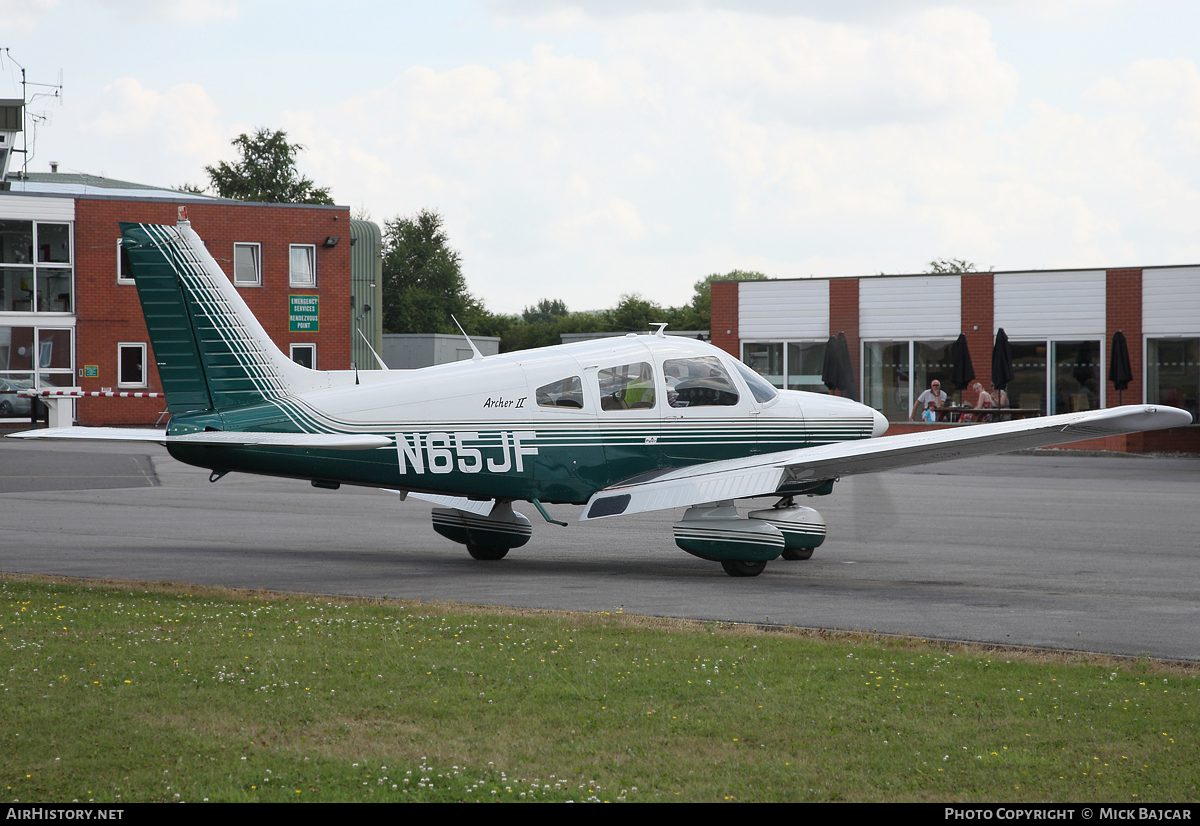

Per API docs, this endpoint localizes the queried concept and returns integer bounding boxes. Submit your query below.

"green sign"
[289,295,319,332]
[83,365,99,378]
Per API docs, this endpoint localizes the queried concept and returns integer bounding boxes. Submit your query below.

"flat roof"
[2,172,346,209]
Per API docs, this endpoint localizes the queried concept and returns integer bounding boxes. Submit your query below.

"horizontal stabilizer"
[7,427,392,451]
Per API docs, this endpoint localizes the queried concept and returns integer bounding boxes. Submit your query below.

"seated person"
[911,380,947,422]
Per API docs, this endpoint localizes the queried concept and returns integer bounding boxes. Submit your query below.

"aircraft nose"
[872,407,889,437]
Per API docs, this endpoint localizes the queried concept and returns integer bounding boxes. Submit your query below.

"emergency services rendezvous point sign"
[289,295,319,332]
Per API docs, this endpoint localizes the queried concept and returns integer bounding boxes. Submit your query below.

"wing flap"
[580,404,1192,520]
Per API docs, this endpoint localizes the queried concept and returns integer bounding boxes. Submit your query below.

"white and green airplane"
[10,220,1191,576]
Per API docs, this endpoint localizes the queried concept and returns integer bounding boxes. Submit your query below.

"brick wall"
[828,277,860,397]
[710,280,739,357]
[1106,268,1142,407]
[961,272,994,407]
[73,198,351,425]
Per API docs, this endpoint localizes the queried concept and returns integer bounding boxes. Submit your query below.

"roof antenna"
[451,314,484,361]
[651,322,668,338]
[357,328,391,370]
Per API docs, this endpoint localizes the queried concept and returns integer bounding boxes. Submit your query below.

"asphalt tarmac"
[2,438,1198,661]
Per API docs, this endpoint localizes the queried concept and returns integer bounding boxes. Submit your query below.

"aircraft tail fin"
[121,220,316,414]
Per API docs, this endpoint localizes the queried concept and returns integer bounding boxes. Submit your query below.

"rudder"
[121,220,312,414]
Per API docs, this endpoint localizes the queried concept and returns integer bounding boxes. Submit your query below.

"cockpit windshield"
[732,359,779,403]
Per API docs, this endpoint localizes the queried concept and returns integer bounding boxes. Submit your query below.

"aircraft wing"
[580,404,1192,521]
[6,426,392,451]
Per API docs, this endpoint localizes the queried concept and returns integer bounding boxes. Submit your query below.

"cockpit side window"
[598,362,656,410]
[663,356,740,407]
[536,376,585,409]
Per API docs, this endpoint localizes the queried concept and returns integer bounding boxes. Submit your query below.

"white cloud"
[27,1,1196,314]
[1086,58,1200,145]
[0,0,60,34]
[76,78,226,184]
[91,0,238,25]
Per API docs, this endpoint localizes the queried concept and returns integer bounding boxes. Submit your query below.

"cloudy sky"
[5,1,1200,315]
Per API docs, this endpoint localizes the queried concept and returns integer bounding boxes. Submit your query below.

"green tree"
[925,258,977,274]
[609,293,666,333]
[522,299,569,325]
[205,128,333,204]
[381,209,482,335]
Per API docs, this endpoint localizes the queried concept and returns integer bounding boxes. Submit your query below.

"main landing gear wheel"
[721,560,767,577]
[781,548,814,561]
[466,544,509,561]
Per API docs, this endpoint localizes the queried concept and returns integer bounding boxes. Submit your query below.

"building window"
[786,341,828,393]
[290,343,315,369]
[742,341,829,394]
[863,339,954,421]
[118,342,147,388]
[863,341,910,422]
[1147,337,1199,422]
[742,343,783,388]
[1,326,74,380]
[117,239,134,284]
[0,220,72,313]
[289,244,315,287]
[1008,339,1102,415]
[233,243,261,286]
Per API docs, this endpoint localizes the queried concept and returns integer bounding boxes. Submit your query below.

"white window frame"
[233,242,262,287]
[117,342,147,388]
[289,244,316,287]
[290,342,316,370]
[117,239,134,285]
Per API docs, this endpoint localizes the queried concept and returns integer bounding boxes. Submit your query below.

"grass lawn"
[2,574,1197,803]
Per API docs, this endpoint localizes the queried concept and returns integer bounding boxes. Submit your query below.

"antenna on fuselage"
[357,328,392,370]
[451,314,484,362]
[651,323,668,338]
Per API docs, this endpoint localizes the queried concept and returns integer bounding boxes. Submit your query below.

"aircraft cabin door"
[660,354,755,464]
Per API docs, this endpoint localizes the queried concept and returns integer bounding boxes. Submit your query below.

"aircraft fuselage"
[163,334,886,504]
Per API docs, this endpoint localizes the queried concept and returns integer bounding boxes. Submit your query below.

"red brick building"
[1,174,351,426]
[713,265,1200,453]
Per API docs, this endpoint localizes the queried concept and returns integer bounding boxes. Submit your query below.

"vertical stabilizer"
[121,221,315,413]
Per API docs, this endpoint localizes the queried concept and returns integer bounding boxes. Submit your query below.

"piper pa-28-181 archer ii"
[10,219,1193,576]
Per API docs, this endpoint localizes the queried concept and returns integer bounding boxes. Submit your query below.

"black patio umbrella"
[835,331,856,401]
[1110,330,1133,405]
[991,327,1014,394]
[950,333,976,402]
[821,334,839,394]
[1073,340,1095,387]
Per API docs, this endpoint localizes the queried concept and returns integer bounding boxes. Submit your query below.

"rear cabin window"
[664,356,739,407]
[598,362,656,410]
[537,376,585,409]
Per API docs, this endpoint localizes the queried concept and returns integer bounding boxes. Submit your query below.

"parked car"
[0,377,35,417]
